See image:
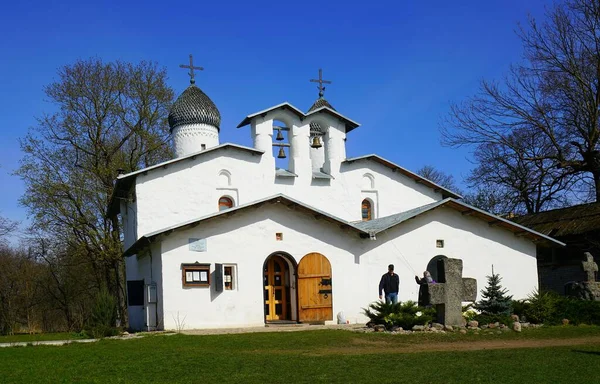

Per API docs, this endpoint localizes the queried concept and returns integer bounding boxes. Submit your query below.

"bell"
[276,129,285,141]
[277,147,286,159]
[311,136,322,149]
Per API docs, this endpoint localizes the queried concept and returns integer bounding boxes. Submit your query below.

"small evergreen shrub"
[86,288,119,338]
[475,272,513,316]
[363,301,435,330]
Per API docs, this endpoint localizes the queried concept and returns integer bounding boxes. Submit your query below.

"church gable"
[343,155,461,199]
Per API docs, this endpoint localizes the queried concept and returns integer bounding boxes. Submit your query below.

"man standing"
[379,264,400,304]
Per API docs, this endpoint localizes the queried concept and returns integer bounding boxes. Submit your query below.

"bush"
[473,313,513,326]
[86,288,120,338]
[511,299,529,319]
[363,301,435,330]
[523,289,562,324]
[521,289,600,325]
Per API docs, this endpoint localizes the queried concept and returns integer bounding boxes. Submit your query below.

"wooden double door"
[264,253,332,323]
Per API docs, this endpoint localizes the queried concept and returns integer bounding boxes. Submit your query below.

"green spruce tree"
[475,271,513,315]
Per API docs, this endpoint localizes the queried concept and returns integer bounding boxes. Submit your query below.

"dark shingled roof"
[168,85,221,132]
[308,98,336,135]
[511,202,600,237]
[308,97,336,113]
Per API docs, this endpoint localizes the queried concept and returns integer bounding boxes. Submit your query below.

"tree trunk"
[594,171,600,202]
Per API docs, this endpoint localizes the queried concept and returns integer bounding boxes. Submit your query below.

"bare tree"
[442,0,600,205]
[16,58,175,326]
[416,165,461,193]
[0,216,17,244]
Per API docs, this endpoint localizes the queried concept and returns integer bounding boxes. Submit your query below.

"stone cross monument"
[582,252,598,282]
[428,258,477,326]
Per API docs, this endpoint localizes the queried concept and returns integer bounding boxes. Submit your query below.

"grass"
[0,332,87,343]
[0,326,599,383]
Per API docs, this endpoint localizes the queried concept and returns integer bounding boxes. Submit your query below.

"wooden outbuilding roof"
[511,202,600,238]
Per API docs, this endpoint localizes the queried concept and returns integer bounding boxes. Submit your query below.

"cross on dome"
[179,54,204,85]
[310,68,332,98]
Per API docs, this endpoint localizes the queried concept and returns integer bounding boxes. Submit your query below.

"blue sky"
[0,0,548,235]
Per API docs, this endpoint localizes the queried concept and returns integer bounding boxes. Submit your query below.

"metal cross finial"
[179,54,204,85]
[310,68,332,98]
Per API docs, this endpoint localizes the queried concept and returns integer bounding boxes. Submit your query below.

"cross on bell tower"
[310,68,332,98]
[179,54,204,85]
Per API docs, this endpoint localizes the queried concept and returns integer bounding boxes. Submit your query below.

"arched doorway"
[263,253,296,322]
[297,253,332,323]
[426,255,448,283]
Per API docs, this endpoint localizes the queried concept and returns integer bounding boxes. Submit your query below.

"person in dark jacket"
[414,271,434,307]
[379,264,400,304]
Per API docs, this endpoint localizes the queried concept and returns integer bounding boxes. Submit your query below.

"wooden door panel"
[298,253,332,322]
[264,256,288,321]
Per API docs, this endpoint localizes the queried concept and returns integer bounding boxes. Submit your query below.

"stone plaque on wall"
[188,238,207,252]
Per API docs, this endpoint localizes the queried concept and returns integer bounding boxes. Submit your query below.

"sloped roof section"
[344,155,462,199]
[308,97,336,112]
[354,200,444,233]
[511,202,600,238]
[236,103,305,128]
[123,194,369,257]
[237,102,360,132]
[354,198,564,246]
[122,195,563,257]
[305,106,359,132]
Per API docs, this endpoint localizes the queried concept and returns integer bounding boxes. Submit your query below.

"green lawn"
[0,332,87,344]
[0,326,599,383]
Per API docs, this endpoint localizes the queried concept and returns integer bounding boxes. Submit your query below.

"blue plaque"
[188,238,207,252]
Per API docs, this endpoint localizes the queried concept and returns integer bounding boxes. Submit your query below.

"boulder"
[432,322,444,330]
[460,329,467,334]
[511,314,520,322]
[374,324,386,332]
[467,320,479,328]
[488,323,496,329]
[562,319,570,326]
[513,322,522,332]
[521,322,530,328]
[444,325,454,332]
[412,325,425,332]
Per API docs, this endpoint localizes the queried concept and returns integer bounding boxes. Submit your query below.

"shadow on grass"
[571,350,600,356]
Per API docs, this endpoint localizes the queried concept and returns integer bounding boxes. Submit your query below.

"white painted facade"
[113,92,558,331]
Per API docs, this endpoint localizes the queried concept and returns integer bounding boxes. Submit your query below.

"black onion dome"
[308,97,336,113]
[168,85,221,132]
[308,98,336,135]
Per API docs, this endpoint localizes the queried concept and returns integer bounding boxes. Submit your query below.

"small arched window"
[361,199,372,221]
[219,196,234,211]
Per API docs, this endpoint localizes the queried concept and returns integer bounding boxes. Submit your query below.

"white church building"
[109,63,562,331]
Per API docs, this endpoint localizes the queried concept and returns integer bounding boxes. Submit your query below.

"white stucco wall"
[144,203,537,331]
[131,149,442,239]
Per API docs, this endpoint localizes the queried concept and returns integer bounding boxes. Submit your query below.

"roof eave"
[344,155,462,199]
[305,106,360,132]
[237,102,305,128]
[122,194,369,257]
